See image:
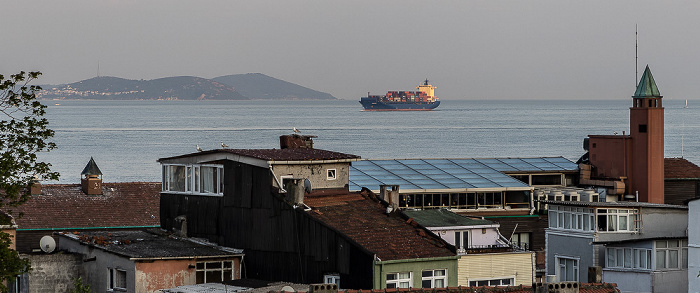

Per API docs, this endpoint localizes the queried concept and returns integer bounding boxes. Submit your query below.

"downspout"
[529,188,535,215]
[269,165,286,192]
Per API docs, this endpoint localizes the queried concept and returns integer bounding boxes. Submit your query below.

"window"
[386,272,412,288]
[196,260,235,283]
[468,277,514,287]
[327,169,337,180]
[163,164,223,196]
[421,269,447,288]
[639,124,647,133]
[596,209,637,232]
[454,231,469,250]
[556,257,578,282]
[655,240,687,270]
[548,206,594,232]
[109,268,127,291]
[511,232,530,250]
[324,274,340,287]
[606,247,651,270]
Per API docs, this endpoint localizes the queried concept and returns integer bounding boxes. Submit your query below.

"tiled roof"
[403,209,494,228]
[8,182,161,230]
[60,229,243,259]
[159,148,360,162]
[304,191,455,261]
[665,158,700,179]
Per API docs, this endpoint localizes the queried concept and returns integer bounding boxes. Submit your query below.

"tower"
[629,65,664,203]
[81,157,103,195]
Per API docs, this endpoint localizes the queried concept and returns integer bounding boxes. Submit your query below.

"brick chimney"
[81,157,103,195]
[280,134,317,149]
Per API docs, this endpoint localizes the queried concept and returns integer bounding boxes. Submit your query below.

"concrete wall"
[689,199,700,293]
[651,270,687,293]
[373,257,458,289]
[25,253,83,293]
[272,162,350,190]
[430,227,500,247]
[545,231,595,281]
[458,251,534,286]
[602,270,652,293]
[135,260,193,293]
[59,237,136,293]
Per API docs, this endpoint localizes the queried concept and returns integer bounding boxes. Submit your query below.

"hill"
[37,76,247,100]
[213,73,336,100]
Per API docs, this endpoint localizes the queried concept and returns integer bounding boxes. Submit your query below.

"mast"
[635,24,638,88]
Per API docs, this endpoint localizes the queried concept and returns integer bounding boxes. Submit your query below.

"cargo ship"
[360,79,440,111]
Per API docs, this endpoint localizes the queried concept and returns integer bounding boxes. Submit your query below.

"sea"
[37,99,699,184]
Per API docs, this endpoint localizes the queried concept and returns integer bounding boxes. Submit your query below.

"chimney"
[379,185,400,211]
[285,178,306,205]
[309,284,338,293]
[280,134,317,149]
[533,282,579,293]
[174,215,187,237]
[80,157,103,195]
[30,176,42,195]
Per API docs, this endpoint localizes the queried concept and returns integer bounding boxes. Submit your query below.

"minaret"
[629,65,664,203]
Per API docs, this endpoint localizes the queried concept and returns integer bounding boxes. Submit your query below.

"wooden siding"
[160,160,374,289]
[457,252,534,286]
[665,179,700,205]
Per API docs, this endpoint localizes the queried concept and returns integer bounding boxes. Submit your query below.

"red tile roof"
[7,182,161,230]
[159,148,360,162]
[304,191,454,261]
[665,158,700,179]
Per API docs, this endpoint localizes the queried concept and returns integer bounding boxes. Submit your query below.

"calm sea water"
[38,99,700,184]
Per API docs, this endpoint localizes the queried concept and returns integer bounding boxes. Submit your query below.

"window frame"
[654,239,688,270]
[605,247,652,270]
[421,269,447,288]
[195,259,235,284]
[327,168,337,180]
[162,163,224,196]
[555,256,579,282]
[324,274,340,287]
[386,271,412,289]
[596,209,638,232]
[468,276,515,287]
[108,268,127,291]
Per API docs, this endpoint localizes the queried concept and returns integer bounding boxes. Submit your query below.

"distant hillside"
[213,73,336,100]
[38,76,247,100]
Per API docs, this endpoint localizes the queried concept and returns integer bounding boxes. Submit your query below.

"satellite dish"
[40,236,56,253]
[280,286,295,293]
[304,178,312,193]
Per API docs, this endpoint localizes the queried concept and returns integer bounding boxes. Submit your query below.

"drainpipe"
[269,165,286,192]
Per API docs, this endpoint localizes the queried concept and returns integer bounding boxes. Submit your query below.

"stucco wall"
[373,257,458,289]
[545,231,595,281]
[135,260,193,293]
[458,252,533,286]
[689,199,700,293]
[59,236,137,293]
[430,227,499,247]
[25,253,83,293]
[602,270,652,293]
[272,162,350,190]
[651,270,687,293]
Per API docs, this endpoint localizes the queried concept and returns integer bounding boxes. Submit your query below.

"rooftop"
[665,157,700,179]
[538,199,688,209]
[351,157,577,192]
[60,229,243,259]
[304,191,455,261]
[7,182,161,230]
[402,209,494,228]
[158,148,360,163]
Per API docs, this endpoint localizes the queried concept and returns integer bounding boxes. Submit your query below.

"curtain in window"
[201,167,216,193]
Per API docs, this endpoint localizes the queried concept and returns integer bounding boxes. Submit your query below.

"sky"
[3,1,700,100]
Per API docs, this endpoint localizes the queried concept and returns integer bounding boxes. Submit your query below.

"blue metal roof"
[349,157,577,191]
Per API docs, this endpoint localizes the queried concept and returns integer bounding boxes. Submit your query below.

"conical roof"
[81,157,103,176]
[634,65,662,98]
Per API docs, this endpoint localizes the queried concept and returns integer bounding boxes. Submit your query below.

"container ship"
[360,79,440,111]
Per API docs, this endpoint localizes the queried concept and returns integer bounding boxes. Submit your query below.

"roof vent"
[81,157,103,195]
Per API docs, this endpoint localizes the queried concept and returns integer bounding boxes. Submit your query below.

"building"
[403,209,534,287]
[158,135,457,289]
[687,198,700,292]
[58,229,244,293]
[543,200,687,292]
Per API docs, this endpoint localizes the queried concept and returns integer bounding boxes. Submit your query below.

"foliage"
[0,71,59,211]
[0,232,30,293]
[70,277,92,293]
[0,71,59,292]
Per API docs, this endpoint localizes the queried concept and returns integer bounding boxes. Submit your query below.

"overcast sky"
[3,1,699,100]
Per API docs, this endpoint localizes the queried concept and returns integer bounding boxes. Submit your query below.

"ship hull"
[360,98,440,111]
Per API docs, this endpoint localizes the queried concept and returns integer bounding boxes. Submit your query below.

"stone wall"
[25,253,83,293]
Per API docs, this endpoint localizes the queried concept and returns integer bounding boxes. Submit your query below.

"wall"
[431,227,499,247]
[595,207,687,243]
[135,259,193,293]
[602,270,652,293]
[651,270,687,293]
[59,237,137,293]
[272,162,350,190]
[664,180,699,205]
[458,251,533,286]
[588,135,630,180]
[545,231,595,281]
[688,199,700,293]
[25,253,83,293]
[373,257,458,289]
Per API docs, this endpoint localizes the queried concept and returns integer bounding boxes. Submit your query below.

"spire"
[634,65,661,98]
[81,157,103,176]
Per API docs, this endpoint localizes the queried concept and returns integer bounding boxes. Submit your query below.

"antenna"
[635,24,638,88]
[39,235,56,253]
[97,60,100,78]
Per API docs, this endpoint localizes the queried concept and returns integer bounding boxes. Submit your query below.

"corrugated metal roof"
[349,157,576,191]
[403,209,494,228]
